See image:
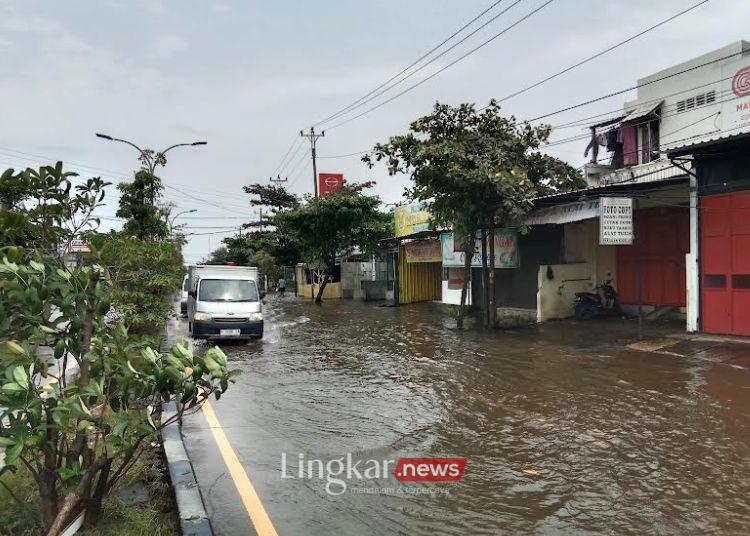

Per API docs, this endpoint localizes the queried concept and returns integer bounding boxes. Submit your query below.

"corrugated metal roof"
[533,176,689,207]
[622,100,664,123]
[664,127,750,155]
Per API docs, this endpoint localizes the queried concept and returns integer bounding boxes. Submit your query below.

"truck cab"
[187,265,264,340]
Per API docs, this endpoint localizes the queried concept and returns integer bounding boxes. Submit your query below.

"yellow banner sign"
[394,203,431,238]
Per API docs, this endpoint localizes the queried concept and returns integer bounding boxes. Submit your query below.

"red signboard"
[318,173,343,196]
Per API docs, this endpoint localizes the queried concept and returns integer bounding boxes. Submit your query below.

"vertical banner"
[318,173,344,196]
[599,197,633,245]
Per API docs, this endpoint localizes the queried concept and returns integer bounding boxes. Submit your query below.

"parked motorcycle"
[573,279,619,319]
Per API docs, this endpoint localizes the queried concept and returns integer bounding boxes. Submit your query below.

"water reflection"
[203,298,750,535]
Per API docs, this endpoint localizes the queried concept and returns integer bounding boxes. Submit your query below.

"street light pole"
[95,133,207,201]
[169,208,197,233]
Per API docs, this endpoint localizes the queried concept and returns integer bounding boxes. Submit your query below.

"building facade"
[519,40,750,335]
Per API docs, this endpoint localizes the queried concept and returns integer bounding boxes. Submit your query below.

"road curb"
[162,401,213,536]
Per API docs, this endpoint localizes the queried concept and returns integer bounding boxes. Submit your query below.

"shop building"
[520,40,750,335]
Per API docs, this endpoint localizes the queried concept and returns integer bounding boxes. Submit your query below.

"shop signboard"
[440,230,518,268]
[67,239,90,253]
[599,197,633,245]
[394,203,431,237]
[724,58,750,133]
[318,173,344,196]
[525,200,600,225]
[404,240,441,263]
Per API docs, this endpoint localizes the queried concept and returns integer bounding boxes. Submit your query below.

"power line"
[543,90,735,151]
[490,0,711,106]
[315,0,522,127]
[325,0,556,132]
[548,75,738,134]
[269,136,303,177]
[317,150,370,159]
[527,50,744,123]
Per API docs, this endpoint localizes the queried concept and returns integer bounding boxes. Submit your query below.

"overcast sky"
[1,0,747,262]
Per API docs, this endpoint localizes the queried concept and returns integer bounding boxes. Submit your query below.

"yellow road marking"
[200,399,279,536]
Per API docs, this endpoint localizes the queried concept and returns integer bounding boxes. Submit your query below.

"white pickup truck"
[187,265,264,340]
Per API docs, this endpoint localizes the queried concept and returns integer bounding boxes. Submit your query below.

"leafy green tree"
[205,184,303,270]
[87,233,184,335]
[0,163,233,534]
[271,183,391,302]
[116,170,169,239]
[248,249,279,281]
[0,164,108,255]
[365,101,583,327]
[0,255,230,533]
[243,183,300,211]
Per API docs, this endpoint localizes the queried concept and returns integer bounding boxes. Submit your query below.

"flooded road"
[182,297,750,535]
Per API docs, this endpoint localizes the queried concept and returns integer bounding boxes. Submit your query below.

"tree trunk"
[84,460,111,528]
[39,468,59,529]
[480,229,489,328]
[457,236,474,329]
[488,222,496,328]
[315,275,328,303]
[45,462,101,536]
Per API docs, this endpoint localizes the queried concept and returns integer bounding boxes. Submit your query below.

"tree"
[116,170,169,239]
[87,232,184,335]
[0,163,233,534]
[204,183,303,271]
[0,256,230,533]
[365,101,583,327]
[271,183,391,302]
[0,163,108,255]
[243,183,300,211]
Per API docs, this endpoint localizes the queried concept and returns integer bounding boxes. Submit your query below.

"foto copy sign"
[599,197,633,245]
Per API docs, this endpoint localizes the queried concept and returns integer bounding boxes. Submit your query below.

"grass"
[0,445,178,536]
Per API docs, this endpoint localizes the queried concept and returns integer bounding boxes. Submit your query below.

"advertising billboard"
[318,173,344,196]
[440,230,518,268]
[394,203,431,238]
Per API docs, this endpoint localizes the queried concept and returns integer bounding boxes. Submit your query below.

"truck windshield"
[198,279,259,302]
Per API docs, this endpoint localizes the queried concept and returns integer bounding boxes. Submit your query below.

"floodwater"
[181,297,750,536]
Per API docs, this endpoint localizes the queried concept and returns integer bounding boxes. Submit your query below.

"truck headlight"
[193,312,211,321]
[250,312,263,321]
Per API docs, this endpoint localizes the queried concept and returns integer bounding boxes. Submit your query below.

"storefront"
[686,140,750,335]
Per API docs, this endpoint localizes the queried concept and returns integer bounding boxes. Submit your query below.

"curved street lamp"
[169,208,198,232]
[95,133,207,174]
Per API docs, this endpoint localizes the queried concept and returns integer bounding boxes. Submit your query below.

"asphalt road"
[178,296,750,536]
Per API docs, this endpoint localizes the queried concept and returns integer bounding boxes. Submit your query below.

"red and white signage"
[724,60,750,132]
[67,239,90,253]
[318,173,344,196]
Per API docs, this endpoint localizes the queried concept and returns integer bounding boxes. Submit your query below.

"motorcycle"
[573,279,620,319]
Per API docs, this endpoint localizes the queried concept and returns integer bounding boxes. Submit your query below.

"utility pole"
[269,174,288,184]
[300,127,324,197]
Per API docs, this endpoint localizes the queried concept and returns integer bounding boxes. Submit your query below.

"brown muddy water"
[182,297,750,536]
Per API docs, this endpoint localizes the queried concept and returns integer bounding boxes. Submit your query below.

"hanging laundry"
[605,128,619,151]
[584,128,600,164]
[620,123,638,166]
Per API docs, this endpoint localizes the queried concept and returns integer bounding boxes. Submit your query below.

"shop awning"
[525,199,600,225]
[622,100,664,123]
